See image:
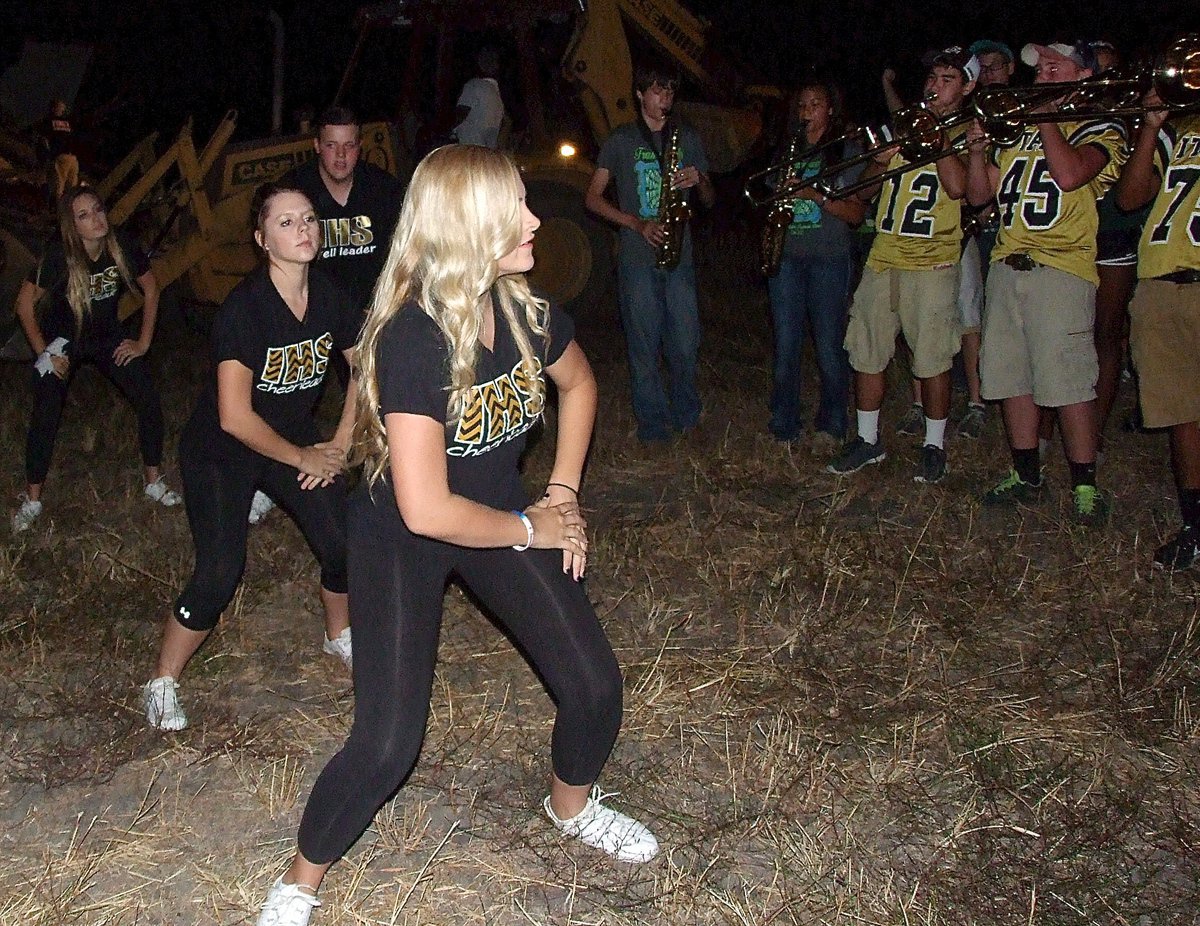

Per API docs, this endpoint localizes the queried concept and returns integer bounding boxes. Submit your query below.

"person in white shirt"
[453,46,505,149]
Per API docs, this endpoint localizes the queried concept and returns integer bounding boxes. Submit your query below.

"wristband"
[511,510,533,551]
[546,482,578,495]
[34,351,55,377]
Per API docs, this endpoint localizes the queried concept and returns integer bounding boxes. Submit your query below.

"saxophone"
[760,132,803,277]
[655,125,691,270]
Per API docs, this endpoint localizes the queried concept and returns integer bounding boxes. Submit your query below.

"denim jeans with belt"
[767,253,852,441]
[616,256,702,442]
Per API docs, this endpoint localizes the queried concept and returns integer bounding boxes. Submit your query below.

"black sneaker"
[1153,525,1200,570]
[982,468,1044,506]
[914,444,948,484]
[826,437,886,475]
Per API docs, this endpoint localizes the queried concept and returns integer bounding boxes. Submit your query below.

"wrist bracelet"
[546,482,579,495]
[511,510,533,551]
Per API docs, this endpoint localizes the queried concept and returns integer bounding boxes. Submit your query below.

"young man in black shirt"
[283,107,405,319]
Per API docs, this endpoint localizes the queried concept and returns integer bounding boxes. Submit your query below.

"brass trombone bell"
[972,34,1200,134]
[1155,33,1200,107]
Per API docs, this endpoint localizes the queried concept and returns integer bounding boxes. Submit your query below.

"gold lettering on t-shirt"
[449,358,545,457]
[259,334,333,391]
[283,341,314,383]
[350,216,373,246]
[89,266,121,302]
[321,218,352,248]
[319,216,374,250]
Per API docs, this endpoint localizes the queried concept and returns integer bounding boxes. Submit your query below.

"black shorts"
[1096,229,1138,267]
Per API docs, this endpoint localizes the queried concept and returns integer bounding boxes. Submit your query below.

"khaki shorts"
[1130,279,1200,428]
[979,262,1097,407]
[845,265,961,378]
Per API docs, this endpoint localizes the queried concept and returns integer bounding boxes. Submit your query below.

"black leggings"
[173,456,347,631]
[296,536,623,865]
[25,338,165,484]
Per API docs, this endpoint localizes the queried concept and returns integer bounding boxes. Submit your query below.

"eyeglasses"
[979,62,1011,74]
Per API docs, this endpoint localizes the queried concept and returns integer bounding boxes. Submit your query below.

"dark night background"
[5,1,1200,168]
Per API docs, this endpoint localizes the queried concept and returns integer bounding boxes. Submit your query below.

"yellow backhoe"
[3,0,771,336]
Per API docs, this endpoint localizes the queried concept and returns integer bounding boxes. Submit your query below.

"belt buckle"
[1008,253,1036,272]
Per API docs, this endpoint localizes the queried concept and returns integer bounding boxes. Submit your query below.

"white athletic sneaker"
[322,627,352,670]
[257,877,321,926]
[143,676,188,731]
[11,495,43,533]
[144,478,182,507]
[248,490,276,525]
[543,787,659,863]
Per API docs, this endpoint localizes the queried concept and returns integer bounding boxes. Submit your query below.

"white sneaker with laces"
[11,495,43,533]
[543,787,659,863]
[144,478,182,507]
[248,490,276,525]
[322,627,352,670]
[143,676,188,731]
[257,877,321,926]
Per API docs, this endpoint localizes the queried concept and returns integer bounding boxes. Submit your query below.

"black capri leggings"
[296,535,624,865]
[26,337,165,485]
[173,455,347,631]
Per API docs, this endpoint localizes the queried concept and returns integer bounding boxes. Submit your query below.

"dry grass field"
[1,225,1198,925]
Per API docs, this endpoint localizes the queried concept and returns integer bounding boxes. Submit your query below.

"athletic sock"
[1180,487,1200,528]
[1013,447,1040,485]
[857,409,880,445]
[1069,460,1097,489]
[924,417,948,450]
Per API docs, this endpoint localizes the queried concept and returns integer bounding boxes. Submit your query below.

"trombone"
[973,33,1200,139]
[825,104,979,200]
[744,98,999,206]
[743,122,886,208]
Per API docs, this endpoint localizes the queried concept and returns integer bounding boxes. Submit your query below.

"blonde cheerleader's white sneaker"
[257,877,321,926]
[142,676,188,731]
[248,490,276,525]
[543,786,659,863]
[11,495,43,533]
[144,478,182,507]
[322,627,352,670]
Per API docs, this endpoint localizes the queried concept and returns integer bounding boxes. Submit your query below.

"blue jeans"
[767,253,852,440]
[617,257,702,441]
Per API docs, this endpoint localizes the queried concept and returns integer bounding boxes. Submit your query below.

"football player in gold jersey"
[966,42,1125,523]
[1117,92,1200,568]
[827,48,978,484]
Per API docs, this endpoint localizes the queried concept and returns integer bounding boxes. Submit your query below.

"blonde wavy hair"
[353,145,549,486]
[55,187,140,338]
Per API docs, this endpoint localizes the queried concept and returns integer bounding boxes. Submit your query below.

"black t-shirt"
[282,159,405,318]
[30,230,150,346]
[180,265,358,463]
[351,297,574,541]
[42,115,76,159]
